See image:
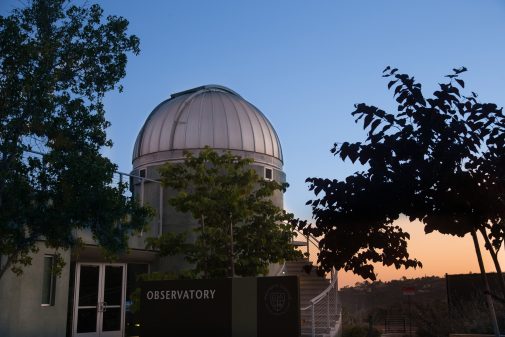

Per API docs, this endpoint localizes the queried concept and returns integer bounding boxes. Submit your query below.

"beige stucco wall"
[0,244,71,337]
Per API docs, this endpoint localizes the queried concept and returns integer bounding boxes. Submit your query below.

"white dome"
[132,85,283,169]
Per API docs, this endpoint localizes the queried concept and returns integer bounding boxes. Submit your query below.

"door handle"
[98,302,108,312]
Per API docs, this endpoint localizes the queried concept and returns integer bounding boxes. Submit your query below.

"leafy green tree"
[298,67,505,283]
[0,0,149,279]
[147,147,301,278]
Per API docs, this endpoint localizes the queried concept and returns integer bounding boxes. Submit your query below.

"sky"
[2,0,505,287]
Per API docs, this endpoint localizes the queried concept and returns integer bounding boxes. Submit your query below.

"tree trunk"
[229,215,235,278]
[201,215,208,279]
[471,230,501,337]
[479,227,505,301]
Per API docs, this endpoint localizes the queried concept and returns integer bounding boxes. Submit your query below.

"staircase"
[283,260,342,337]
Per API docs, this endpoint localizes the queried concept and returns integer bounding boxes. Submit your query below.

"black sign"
[257,276,300,337]
[140,276,299,337]
[140,278,232,337]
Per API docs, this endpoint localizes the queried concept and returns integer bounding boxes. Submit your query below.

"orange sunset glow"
[297,215,504,288]
[337,216,505,288]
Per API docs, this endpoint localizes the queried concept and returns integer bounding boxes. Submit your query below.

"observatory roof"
[132,85,283,167]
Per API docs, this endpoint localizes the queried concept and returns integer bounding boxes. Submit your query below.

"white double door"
[73,263,126,337]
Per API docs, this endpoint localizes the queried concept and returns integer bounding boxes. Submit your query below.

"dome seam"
[216,92,230,149]
[227,93,244,151]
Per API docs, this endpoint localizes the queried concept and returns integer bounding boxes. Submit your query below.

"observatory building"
[132,84,284,182]
[0,85,287,337]
[129,84,287,272]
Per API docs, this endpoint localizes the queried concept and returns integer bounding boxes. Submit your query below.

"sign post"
[402,286,415,337]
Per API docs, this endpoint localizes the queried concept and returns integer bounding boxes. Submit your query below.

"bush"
[343,325,381,337]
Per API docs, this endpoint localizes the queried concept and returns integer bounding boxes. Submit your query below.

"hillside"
[340,276,446,313]
[339,274,504,336]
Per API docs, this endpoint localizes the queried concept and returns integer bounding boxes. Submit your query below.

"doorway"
[72,263,126,337]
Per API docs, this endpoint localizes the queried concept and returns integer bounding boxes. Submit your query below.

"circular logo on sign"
[264,284,291,315]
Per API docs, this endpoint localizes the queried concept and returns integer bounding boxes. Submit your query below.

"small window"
[264,167,273,181]
[139,169,146,178]
[41,255,56,306]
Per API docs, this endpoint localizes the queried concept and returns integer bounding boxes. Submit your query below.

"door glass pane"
[104,266,123,306]
[77,308,97,333]
[79,265,99,306]
[102,307,122,331]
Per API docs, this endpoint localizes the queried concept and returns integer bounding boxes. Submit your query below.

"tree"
[298,67,505,282]
[0,0,149,279]
[298,66,505,335]
[147,147,301,278]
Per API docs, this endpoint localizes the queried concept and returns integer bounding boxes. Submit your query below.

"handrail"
[294,227,342,337]
[309,269,337,305]
[116,171,162,184]
[275,260,287,276]
[295,229,320,246]
[300,268,337,311]
[294,229,320,260]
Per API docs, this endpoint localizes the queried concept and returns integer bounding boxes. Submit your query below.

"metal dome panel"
[132,85,283,169]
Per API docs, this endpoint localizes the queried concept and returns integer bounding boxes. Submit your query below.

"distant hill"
[339,274,504,336]
[340,276,446,312]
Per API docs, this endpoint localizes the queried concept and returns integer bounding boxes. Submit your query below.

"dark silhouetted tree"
[298,67,505,284]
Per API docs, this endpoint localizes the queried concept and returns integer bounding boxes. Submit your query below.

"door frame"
[72,262,127,337]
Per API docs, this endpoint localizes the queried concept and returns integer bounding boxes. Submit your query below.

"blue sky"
[2,0,505,284]
[2,0,503,220]
[98,0,505,221]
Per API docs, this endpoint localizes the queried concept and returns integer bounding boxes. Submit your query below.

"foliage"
[297,66,505,280]
[0,0,149,279]
[341,274,504,335]
[414,295,505,336]
[412,300,451,337]
[147,147,301,278]
[342,325,380,337]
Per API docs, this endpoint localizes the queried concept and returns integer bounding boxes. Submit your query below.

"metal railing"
[301,269,341,337]
[296,230,342,337]
[114,171,164,238]
[275,260,287,276]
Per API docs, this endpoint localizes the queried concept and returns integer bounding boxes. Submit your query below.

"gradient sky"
[2,0,505,287]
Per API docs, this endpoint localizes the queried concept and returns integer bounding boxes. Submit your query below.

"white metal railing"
[296,230,342,337]
[301,269,341,337]
[114,171,164,237]
[275,260,287,276]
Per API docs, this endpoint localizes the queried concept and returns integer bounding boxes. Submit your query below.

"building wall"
[0,245,71,337]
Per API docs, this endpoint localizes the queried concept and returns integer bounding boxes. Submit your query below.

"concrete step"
[301,327,332,335]
[284,261,311,275]
[284,259,339,335]
[284,260,328,277]
[299,280,330,288]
